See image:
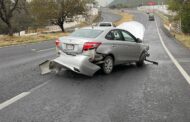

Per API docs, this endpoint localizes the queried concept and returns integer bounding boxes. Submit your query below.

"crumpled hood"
[117,21,145,40]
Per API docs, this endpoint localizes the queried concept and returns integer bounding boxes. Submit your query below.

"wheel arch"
[103,53,115,65]
[139,50,148,61]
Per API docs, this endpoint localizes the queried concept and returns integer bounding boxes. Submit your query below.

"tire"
[54,67,62,75]
[50,62,62,75]
[136,52,146,67]
[102,56,114,74]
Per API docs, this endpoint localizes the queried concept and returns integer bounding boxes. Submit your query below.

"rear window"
[149,14,154,17]
[99,23,112,27]
[70,29,103,38]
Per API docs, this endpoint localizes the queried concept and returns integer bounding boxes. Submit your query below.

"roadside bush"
[168,0,190,33]
[181,4,190,33]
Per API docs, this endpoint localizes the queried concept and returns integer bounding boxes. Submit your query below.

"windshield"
[99,23,112,27]
[70,29,103,38]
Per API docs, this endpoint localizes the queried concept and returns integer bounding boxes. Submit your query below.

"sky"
[96,0,113,6]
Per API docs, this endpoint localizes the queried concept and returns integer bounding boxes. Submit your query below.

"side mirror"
[136,38,143,43]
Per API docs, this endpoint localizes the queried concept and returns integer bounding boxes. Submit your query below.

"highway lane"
[0,9,190,122]
[101,8,121,22]
[0,9,121,104]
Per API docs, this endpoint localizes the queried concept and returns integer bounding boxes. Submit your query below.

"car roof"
[99,22,113,24]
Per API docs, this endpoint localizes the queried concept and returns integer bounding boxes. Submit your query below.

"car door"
[105,29,132,64]
[120,30,141,61]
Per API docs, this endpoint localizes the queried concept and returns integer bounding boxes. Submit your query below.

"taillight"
[83,42,101,51]
[55,39,61,47]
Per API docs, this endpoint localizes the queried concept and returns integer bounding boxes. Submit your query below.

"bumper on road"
[39,54,101,76]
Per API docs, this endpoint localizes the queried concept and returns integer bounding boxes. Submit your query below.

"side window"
[112,30,123,40]
[105,32,114,40]
[106,30,123,40]
[121,30,136,42]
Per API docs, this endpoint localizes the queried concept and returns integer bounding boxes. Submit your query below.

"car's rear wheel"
[102,56,114,74]
[136,52,146,67]
[50,62,62,75]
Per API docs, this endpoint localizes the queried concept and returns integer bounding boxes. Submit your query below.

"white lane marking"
[29,81,49,93]
[0,92,30,110]
[0,81,49,110]
[155,18,190,84]
[36,48,55,52]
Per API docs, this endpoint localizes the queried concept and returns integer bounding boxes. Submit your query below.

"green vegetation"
[168,0,190,33]
[0,0,29,36]
[156,1,190,48]
[29,0,87,32]
[0,0,96,36]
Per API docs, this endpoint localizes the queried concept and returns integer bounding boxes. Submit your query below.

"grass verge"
[173,33,190,48]
[0,32,68,47]
[155,11,190,48]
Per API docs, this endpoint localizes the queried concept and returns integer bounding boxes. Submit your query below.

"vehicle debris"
[39,54,101,76]
[145,59,159,65]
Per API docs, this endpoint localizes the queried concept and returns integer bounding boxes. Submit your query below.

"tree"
[0,0,26,36]
[0,10,34,35]
[87,0,97,5]
[30,0,88,32]
[168,0,190,33]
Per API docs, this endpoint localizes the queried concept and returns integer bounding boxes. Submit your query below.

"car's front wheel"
[102,56,114,74]
[136,52,146,67]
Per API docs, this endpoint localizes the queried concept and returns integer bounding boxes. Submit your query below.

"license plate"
[66,44,74,50]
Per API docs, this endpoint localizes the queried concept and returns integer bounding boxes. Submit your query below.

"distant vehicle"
[40,22,149,76]
[98,22,116,27]
[149,14,154,21]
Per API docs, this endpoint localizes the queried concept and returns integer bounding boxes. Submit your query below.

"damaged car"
[40,21,149,76]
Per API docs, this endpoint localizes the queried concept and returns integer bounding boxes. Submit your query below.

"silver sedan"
[40,26,149,76]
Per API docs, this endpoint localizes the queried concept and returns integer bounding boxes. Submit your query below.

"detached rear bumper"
[39,54,101,76]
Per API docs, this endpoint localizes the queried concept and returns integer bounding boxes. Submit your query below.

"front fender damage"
[39,55,101,76]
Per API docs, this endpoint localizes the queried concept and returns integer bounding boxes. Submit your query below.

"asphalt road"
[0,9,190,122]
[101,8,121,22]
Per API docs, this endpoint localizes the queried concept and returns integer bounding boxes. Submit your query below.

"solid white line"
[29,81,49,93]
[36,48,55,52]
[0,81,49,110]
[155,18,190,84]
[0,92,30,110]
